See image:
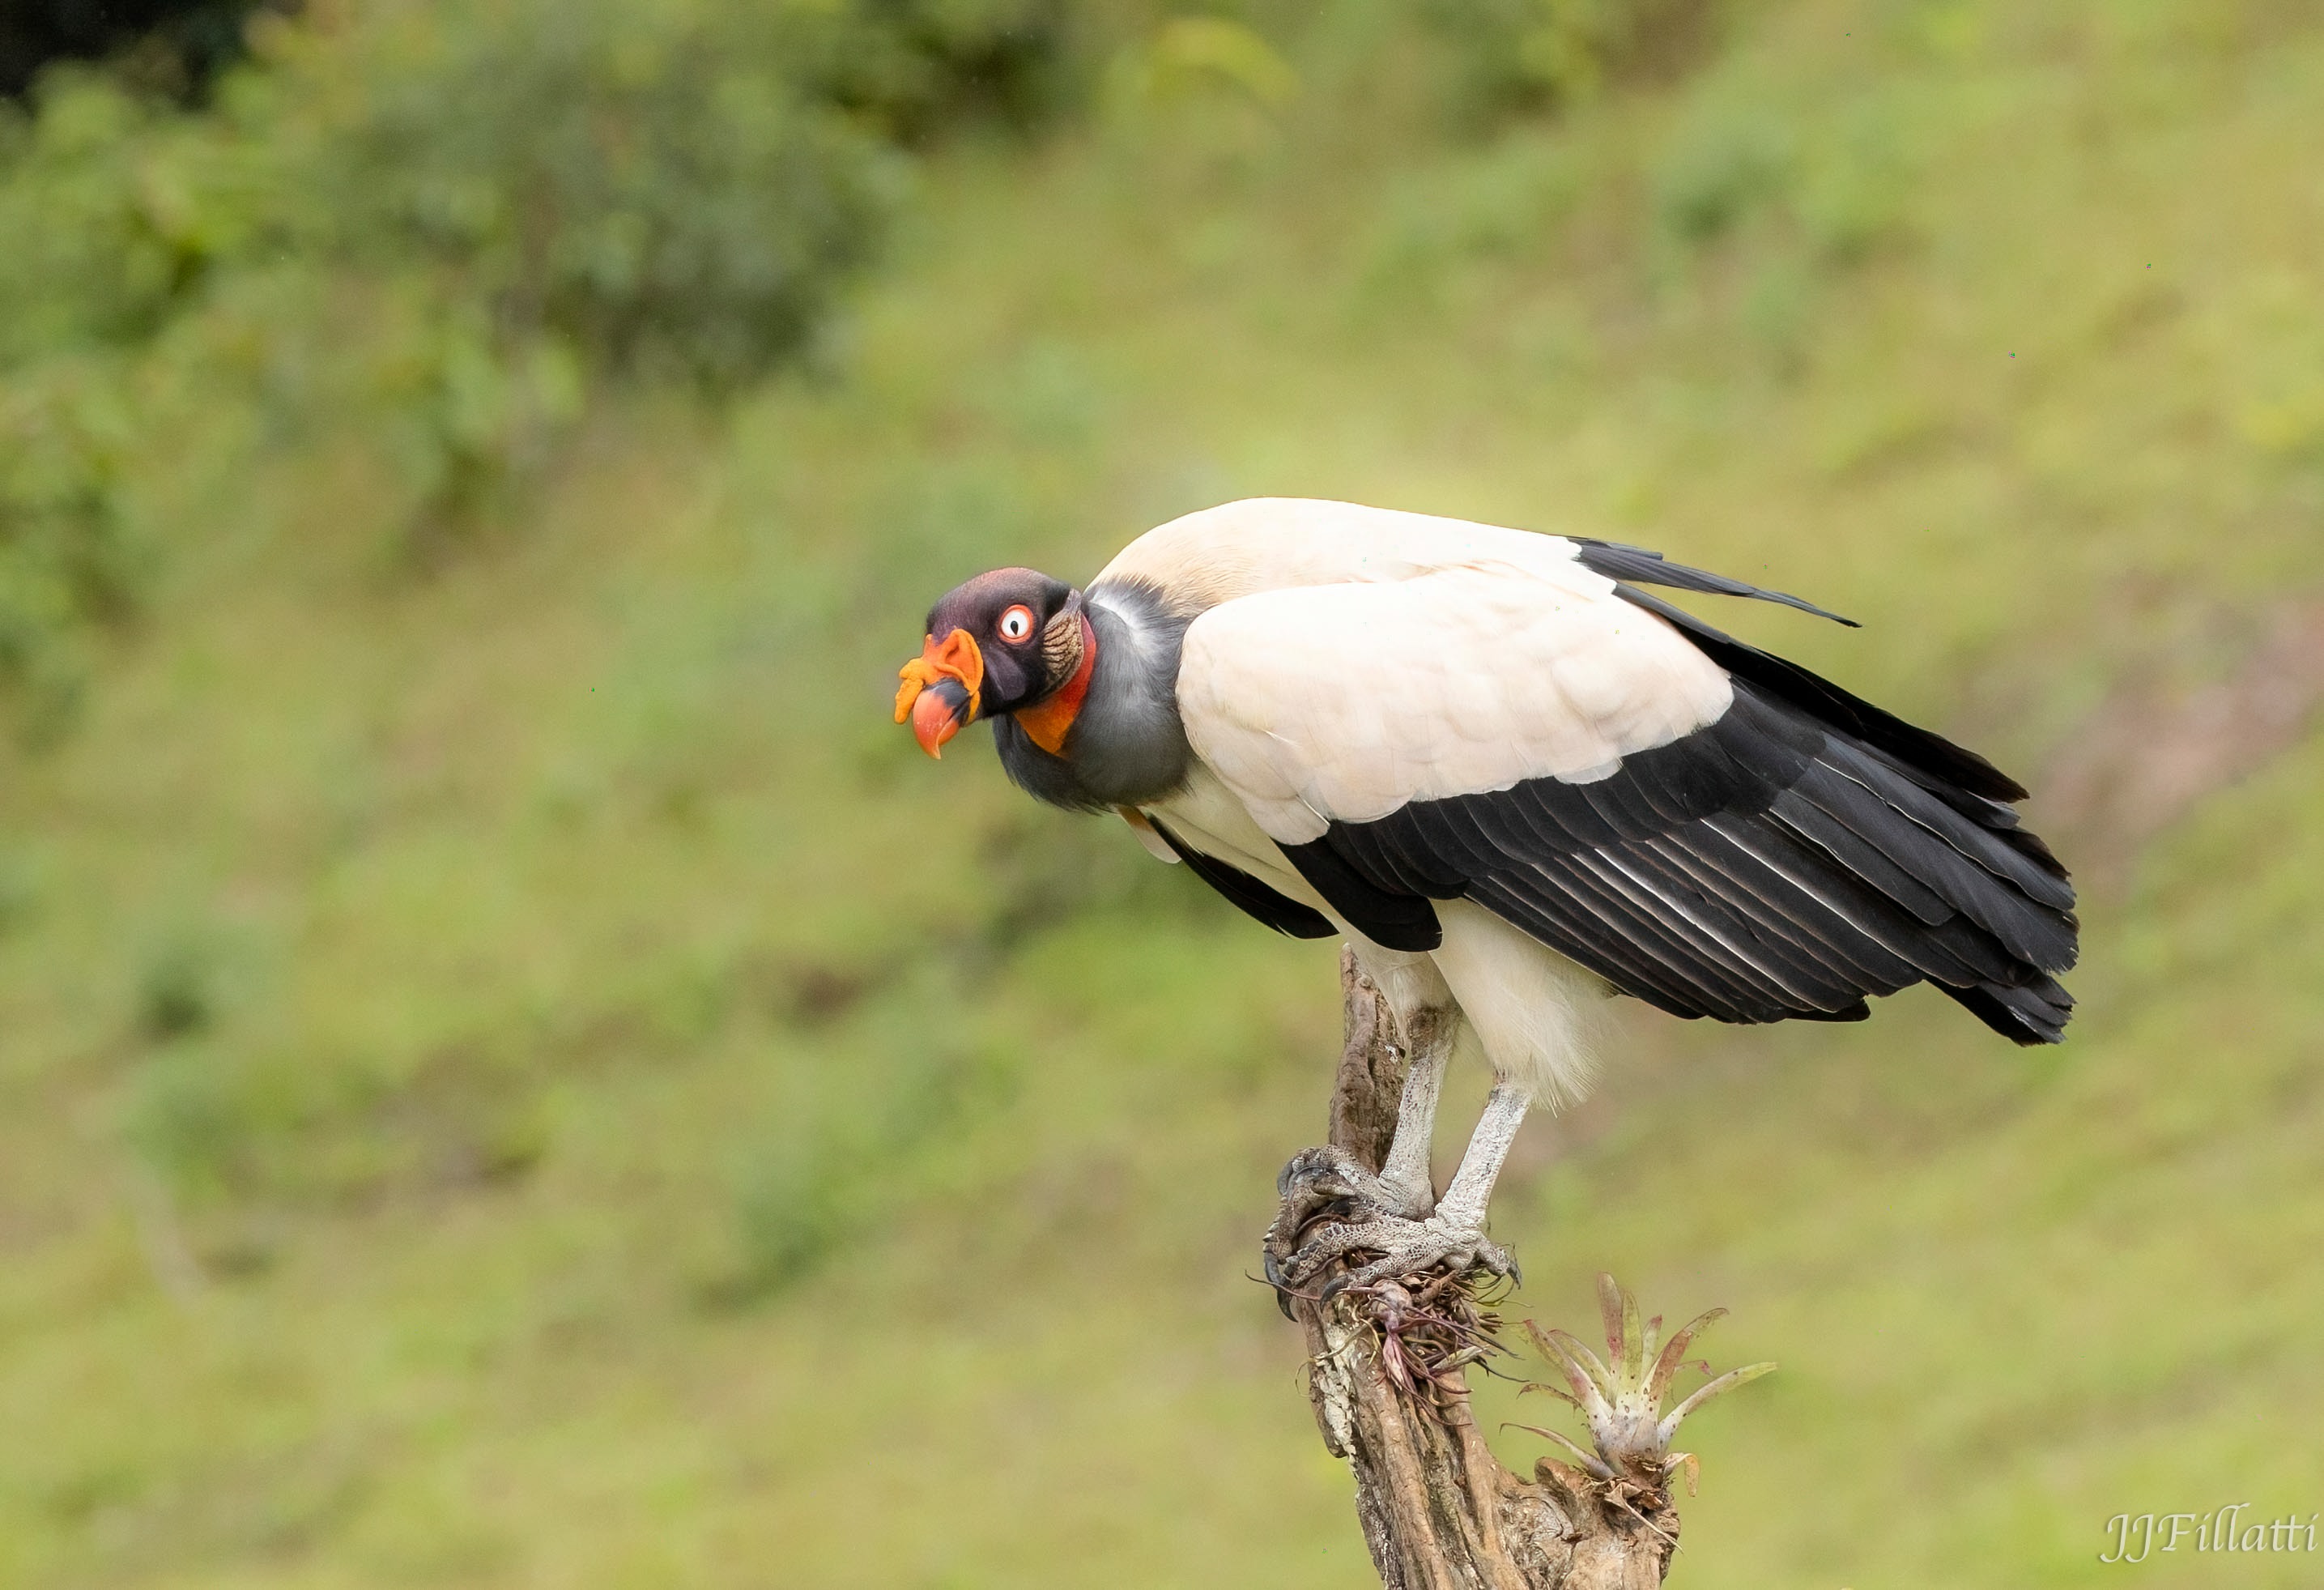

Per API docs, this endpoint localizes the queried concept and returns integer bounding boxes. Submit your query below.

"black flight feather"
[1279,833,1442,952]
[1305,677,2076,1045]
[1146,818,1336,940]
[1571,538,1860,626]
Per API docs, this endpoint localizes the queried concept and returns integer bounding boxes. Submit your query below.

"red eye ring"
[998,604,1036,642]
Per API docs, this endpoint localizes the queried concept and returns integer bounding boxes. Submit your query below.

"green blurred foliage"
[0,369,135,731]
[267,0,905,385]
[0,0,1082,722]
[1415,0,1724,128]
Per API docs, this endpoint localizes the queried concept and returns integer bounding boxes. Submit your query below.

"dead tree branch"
[1269,948,1771,1590]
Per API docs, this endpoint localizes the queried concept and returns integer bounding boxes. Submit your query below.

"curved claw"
[1276,1144,1367,1202]
[1262,1247,1296,1320]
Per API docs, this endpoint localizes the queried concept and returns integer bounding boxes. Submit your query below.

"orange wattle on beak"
[893,628,985,759]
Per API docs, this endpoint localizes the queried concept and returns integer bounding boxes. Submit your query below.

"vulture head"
[894,568,1088,758]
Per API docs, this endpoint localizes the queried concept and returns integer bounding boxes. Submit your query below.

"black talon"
[1261,1249,1297,1319]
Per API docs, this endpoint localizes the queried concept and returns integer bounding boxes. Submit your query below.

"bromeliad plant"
[1516,1272,1776,1499]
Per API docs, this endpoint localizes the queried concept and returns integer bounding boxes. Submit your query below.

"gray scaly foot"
[1262,1145,1516,1312]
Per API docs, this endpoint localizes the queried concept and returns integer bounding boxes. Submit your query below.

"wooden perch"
[1268,949,1771,1590]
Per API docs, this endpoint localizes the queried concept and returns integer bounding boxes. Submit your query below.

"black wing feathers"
[1612,584,2031,804]
[1571,537,1860,627]
[1166,541,2075,1045]
[1147,818,1337,940]
[1278,830,1443,950]
[1300,676,2077,1046]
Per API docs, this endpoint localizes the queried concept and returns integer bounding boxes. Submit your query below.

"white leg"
[1435,1081,1529,1232]
[1376,1012,1455,1215]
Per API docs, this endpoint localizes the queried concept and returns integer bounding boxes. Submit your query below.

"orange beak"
[893,629,985,758]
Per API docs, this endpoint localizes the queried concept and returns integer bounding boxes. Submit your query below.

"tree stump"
[1270,949,1771,1590]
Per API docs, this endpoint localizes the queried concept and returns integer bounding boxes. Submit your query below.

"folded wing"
[1176,557,2078,1044]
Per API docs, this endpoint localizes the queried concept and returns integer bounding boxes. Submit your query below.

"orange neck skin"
[1015,615,1097,757]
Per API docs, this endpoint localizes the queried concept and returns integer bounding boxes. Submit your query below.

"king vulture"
[896,499,2076,1294]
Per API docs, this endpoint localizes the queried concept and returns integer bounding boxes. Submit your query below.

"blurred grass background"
[2,0,2322,1584]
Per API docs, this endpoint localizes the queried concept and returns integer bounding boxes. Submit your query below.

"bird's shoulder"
[1092,497,1592,613]
[1172,558,1734,842]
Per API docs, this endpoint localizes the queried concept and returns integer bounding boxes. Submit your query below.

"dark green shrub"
[1415,0,1723,129]
[805,0,1076,143]
[277,0,906,388]
[0,0,1083,714]
[0,0,276,100]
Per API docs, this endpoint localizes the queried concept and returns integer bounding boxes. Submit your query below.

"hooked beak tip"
[911,684,967,758]
[896,628,984,759]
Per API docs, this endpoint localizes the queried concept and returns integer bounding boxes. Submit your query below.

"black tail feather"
[1572,538,1860,627]
[1938,975,2073,1046]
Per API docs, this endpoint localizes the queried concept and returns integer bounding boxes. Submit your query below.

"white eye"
[998,604,1035,642]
